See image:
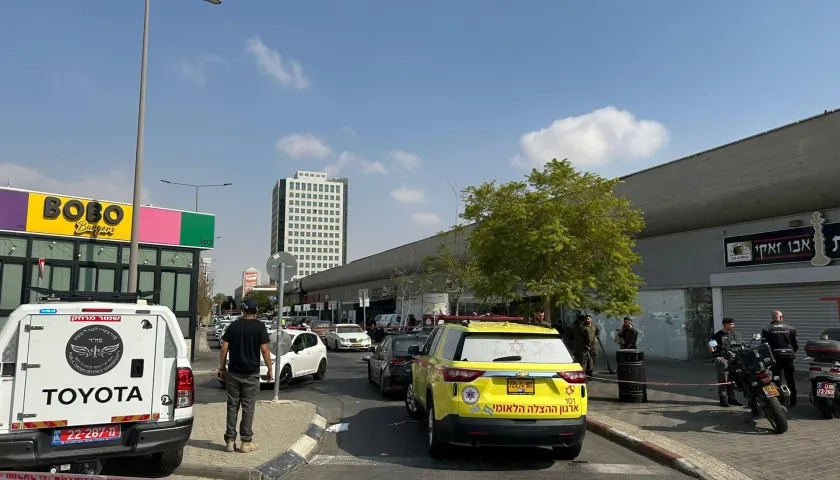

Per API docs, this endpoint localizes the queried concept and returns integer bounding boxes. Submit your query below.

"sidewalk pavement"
[174,400,327,480]
[586,359,836,480]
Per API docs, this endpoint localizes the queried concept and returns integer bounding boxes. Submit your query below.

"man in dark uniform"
[573,315,600,377]
[761,310,799,406]
[709,317,743,407]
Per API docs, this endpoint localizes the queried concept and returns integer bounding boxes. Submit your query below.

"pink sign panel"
[138,207,181,245]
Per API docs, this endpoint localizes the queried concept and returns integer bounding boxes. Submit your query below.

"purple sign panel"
[0,189,29,232]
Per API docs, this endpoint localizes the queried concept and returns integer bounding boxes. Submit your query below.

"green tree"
[420,228,478,315]
[197,272,214,319]
[244,290,273,314]
[461,158,645,320]
[213,293,227,315]
[391,267,423,318]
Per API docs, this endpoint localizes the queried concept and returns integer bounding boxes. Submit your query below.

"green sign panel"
[179,212,215,249]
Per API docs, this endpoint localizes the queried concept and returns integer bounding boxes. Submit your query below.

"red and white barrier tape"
[588,375,733,387]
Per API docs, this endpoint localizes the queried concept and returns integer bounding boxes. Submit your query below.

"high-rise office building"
[271,170,348,279]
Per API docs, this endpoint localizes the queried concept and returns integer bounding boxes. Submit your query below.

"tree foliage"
[197,273,214,319]
[391,267,423,317]
[461,158,645,317]
[244,290,274,314]
[420,225,479,315]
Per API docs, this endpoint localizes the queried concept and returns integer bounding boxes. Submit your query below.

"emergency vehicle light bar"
[426,315,529,326]
[29,287,157,303]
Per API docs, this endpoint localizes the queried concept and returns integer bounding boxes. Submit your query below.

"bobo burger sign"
[25,193,133,241]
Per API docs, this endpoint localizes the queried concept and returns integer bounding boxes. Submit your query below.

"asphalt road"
[184,343,689,480]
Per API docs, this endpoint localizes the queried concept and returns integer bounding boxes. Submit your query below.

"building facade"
[233,267,261,305]
[0,187,216,338]
[270,170,348,280]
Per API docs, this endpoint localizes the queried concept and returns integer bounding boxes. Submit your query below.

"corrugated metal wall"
[721,283,840,371]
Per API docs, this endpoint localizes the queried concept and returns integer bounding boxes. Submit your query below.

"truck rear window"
[459,333,573,364]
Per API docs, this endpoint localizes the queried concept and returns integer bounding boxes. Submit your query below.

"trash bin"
[616,349,647,403]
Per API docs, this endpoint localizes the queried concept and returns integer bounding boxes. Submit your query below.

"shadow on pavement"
[333,405,562,471]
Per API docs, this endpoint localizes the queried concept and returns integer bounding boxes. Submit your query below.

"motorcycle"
[804,328,840,419]
[709,333,789,434]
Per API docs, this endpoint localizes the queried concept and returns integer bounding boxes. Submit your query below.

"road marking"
[309,455,675,474]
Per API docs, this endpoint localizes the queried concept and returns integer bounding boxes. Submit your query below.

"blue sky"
[2,0,839,295]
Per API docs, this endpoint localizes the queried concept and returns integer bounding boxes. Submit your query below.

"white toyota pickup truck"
[0,290,195,475]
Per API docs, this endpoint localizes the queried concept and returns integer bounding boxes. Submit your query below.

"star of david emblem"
[565,385,575,395]
[509,340,525,354]
[465,389,476,401]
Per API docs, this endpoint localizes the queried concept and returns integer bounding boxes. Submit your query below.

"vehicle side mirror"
[407,345,420,355]
[752,333,762,341]
[708,340,718,348]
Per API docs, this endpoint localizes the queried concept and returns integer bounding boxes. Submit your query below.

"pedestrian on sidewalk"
[572,315,600,377]
[616,317,639,349]
[709,317,743,407]
[761,310,799,406]
[219,299,273,453]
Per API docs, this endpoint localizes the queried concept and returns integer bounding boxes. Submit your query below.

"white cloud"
[276,133,332,159]
[390,149,423,171]
[362,161,387,175]
[410,212,441,225]
[0,162,150,204]
[325,151,388,177]
[176,54,225,87]
[390,185,427,204]
[245,37,310,90]
[512,106,669,169]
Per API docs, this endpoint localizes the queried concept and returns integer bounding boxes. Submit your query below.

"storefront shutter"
[722,282,840,371]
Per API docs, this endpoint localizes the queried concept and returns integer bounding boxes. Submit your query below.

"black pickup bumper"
[0,417,193,469]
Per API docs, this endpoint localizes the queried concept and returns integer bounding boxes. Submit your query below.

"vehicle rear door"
[18,313,160,428]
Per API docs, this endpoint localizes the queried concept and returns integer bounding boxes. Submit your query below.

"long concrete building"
[286,109,840,367]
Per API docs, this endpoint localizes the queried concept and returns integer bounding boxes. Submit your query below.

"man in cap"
[219,299,272,453]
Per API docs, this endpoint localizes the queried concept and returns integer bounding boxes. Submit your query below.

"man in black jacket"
[761,310,799,406]
[710,317,742,407]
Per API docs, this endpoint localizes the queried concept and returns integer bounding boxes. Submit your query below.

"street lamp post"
[127,0,222,295]
[159,180,233,212]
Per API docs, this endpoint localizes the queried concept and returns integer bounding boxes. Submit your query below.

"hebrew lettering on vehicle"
[492,404,580,414]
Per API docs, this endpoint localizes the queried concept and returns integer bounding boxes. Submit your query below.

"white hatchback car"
[218,329,327,387]
[325,324,372,351]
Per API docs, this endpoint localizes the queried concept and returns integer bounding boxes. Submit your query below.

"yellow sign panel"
[26,193,134,241]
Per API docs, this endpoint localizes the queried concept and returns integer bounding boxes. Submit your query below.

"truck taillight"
[82,308,113,313]
[176,367,194,408]
[558,371,587,384]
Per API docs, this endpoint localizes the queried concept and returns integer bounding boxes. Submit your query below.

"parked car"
[310,320,332,342]
[218,329,327,387]
[325,324,372,351]
[368,332,429,396]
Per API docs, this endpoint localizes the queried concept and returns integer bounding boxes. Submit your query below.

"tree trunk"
[544,295,551,326]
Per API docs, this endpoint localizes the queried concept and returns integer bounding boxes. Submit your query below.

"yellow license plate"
[763,384,779,397]
[352,344,361,347]
[507,378,535,395]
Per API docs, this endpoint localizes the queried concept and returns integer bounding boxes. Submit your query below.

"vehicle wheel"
[819,397,835,419]
[313,359,327,380]
[279,365,294,388]
[762,397,789,434]
[380,372,389,398]
[152,447,184,475]
[426,399,446,457]
[552,442,583,460]
[405,383,422,419]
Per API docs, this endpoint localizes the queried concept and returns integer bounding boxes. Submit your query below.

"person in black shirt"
[709,317,743,407]
[617,317,639,349]
[220,299,272,453]
[761,310,799,406]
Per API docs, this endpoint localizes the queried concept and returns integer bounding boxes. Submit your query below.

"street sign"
[316,303,323,311]
[358,289,370,308]
[266,251,298,282]
[328,300,338,309]
[283,306,290,313]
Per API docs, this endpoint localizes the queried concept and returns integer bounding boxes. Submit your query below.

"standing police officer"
[709,317,743,407]
[761,310,799,406]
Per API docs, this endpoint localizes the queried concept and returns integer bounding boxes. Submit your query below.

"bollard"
[616,349,648,403]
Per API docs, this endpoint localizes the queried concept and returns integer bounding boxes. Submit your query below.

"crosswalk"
[309,455,678,475]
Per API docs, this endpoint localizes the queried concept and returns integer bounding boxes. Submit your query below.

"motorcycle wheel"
[762,396,789,434]
[819,397,835,419]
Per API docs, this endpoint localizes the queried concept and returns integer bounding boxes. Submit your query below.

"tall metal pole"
[191,184,199,362]
[195,186,199,212]
[273,263,286,401]
[127,0,150,294]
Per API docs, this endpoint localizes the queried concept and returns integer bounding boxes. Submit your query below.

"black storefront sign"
[723,214,840,268]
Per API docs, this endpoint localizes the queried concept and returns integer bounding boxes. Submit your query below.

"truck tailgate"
[15,314,161,429]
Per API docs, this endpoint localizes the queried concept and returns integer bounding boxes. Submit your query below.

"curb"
[586,417,708,480]
[174,405,328,480]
